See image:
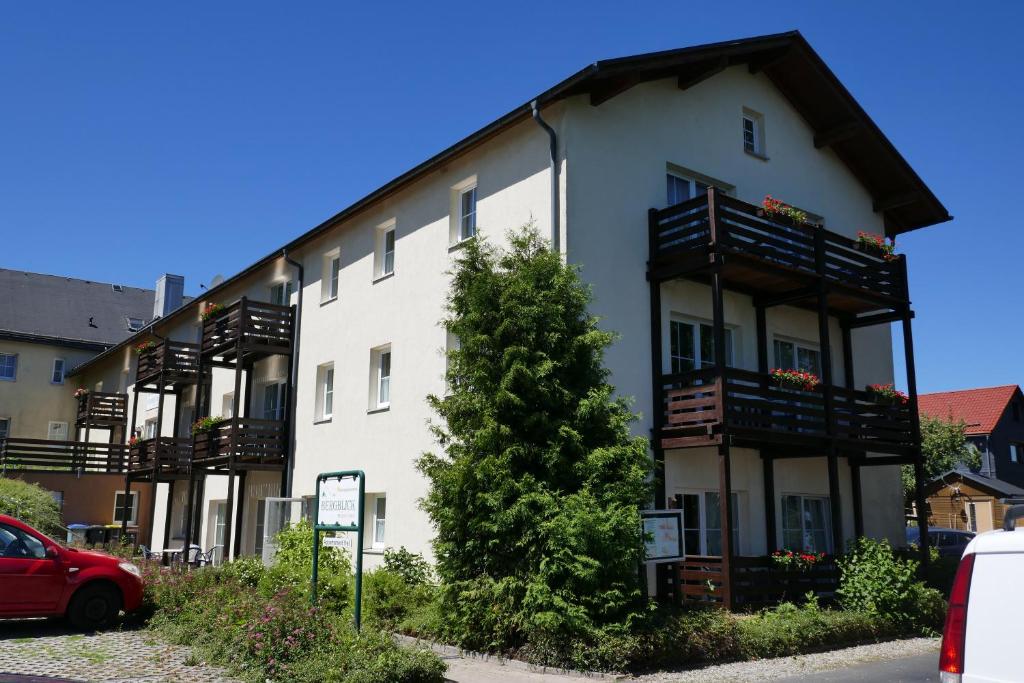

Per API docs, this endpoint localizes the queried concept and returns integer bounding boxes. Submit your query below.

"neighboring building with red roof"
[919,385,1024,487]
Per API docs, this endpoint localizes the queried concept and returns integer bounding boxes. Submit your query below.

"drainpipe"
[283,249,304,497]
[531,99,560,252]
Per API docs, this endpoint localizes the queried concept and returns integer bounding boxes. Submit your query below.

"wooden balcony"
[127,437,192,479]
[649,190,908,314]
[135,341,200,389]
[668,555,839,610]
[75,392,128,429]
[201,298,294,364]
[0,438,127,473]
[659,368,915,455]
[191,418,286,470]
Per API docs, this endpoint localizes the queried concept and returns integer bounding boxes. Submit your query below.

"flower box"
[855,232,897,261]
[867,383,908,406]
[134,341,156,354]
[200,303,225,322]
[191,415,226,435]
[770,368,820,392]
[771,549,828,571]
[73,388,88,399]
[761,195,809,224]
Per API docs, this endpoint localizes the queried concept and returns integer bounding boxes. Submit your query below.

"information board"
[641,510,685,563]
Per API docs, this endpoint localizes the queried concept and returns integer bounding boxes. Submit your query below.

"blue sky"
[1,2,1020,394]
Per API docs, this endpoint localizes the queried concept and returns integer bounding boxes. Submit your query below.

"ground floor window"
[113,491,139,525]
[214,501,228,564]
[372,495,386,549]
[254,499,266,558]
[781,494,831,552]
[678,491,739,556]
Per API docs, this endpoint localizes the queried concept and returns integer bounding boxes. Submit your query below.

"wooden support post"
[902,315,930,575]
[649,208,666,509]
[841,324,855,389]
[183,474,196,560]
[719,442,734,610]
[163,480,175,550]
[755,305,768,374]
[222,354,244,564]
[763,455,776,552]
[851,464,864,538]
[192,477,205,543]
[120,477,132,538]
[233,470,248,558]
[282,302,298,498]
[814,230,843,553]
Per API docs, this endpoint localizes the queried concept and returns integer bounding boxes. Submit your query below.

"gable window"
[459,187,477,240]
[113,491,140,525]
[375,221,396,279]
[679,492,740,556]
[0,417,10,440]
[315,363,334,422]
[781,494,831,553]
[0,353,17,381]
[263,382,287,421]
[1011,443,1022,464]
[742,108,765,157]
[321,250,341,303]
[669,319,734,374]
[270,281,294,307]
[773,339,821,376]
[126,317,146,332]
[372,495,386,548]
[370,346,391,410]
[450,177,479,244]
[51,359,66,385]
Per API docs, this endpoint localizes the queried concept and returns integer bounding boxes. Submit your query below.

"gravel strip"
[628,637,939,682]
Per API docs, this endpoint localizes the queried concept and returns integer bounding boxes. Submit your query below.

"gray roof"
[931,469,1024,498]
[0,269,156,348]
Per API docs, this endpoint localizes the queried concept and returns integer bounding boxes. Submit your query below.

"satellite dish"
[209,274,225,289]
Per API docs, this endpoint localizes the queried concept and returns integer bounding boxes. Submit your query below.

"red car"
[0,514,144,629]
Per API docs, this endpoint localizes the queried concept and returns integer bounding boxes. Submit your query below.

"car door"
[0,523,65,614]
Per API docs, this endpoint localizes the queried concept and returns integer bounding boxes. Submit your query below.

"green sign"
[311,470,365,631]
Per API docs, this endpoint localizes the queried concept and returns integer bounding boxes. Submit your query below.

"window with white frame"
[450,177,478,244]
[51,358,66,384]
[221,392,235,419]
[742,108,765,156]
[0,353,17,381]
[666,172,710,206]
[270,280,294,307]
[321,249,341,302]
[375,221,396,279]
[372,495,386,548]
[773,338,822,376]
[370,346,391,409]
[678,492,740,556]
[316,363,334,421]
[143,418,157,440]
[126,317,146,332]
[0,417,10,440]
[781,495,831,552]
[669,319,734,374]
[254,499,267,558]
[113,491,140,525]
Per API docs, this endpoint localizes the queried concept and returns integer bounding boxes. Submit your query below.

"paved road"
[778,652,938,682]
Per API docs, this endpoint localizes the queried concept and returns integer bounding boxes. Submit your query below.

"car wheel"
[67,583,122,630]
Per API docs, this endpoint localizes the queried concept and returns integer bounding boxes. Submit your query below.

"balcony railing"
[75,392,128,428]
[201,298,294,359]
[671,555,839,609]
[660,367,914,453]
[128,437,192,476]
[649,190,907,303]
[136,341,200,386]
[192,417,286,468]
[0,438,127,473]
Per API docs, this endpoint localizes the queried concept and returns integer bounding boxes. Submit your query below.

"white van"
[940,505,1024,682]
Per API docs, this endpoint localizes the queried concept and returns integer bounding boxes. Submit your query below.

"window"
[321,250,341,302]
[113,491,140,525]
[254,499,267,559]
[126,317,146,332]
[742,108,765,156]
[445,331,461,393]
[370,346,392,409]
[270,281,294,307]
[372,496,386,548]
[667,173,709,206]
[375,222,396,279]
[0,523,47,559]
[316,363,335,421]
[966,503,978,533]
[47,421,68,441]
[51,359,66,385]
[679,492,740,556]
[1011,443,1022,464]
[221,392,235,419]
[214,501,227,564]
[669,319,733,374]
[0,353,17,381]
[263,382,287,421]
[459,187,477,240]
[773,339,822,376]
[781,495,831,553]
[0,417,9,440]
[143,419,157,440]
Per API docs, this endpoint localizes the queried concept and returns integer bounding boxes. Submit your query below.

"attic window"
[126,317,145,332]
[111,284,124,293]
[742,108,766,158]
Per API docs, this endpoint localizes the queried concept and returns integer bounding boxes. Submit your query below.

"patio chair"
[138,544,158,561]
[196,544,223,567]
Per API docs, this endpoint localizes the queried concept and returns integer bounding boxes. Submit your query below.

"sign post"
[641,509,685,563]
[312,470,365,630]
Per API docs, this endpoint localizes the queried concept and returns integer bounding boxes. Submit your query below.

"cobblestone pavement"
[0,619,238,683]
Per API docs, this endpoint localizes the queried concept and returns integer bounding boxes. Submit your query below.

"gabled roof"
[0,268,155,349]
[71,31,950,376]
[919,385,1023,435]
[926,469,1024,499]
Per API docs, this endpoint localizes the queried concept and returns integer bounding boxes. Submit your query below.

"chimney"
[153,274,185,319]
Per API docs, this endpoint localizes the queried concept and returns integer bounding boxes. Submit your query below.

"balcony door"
[679,491,740,557]
[669,319,733,375]
[262,382,287,421]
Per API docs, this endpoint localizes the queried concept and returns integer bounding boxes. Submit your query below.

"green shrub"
[383,547,434,586]
[0,478,63,537]
[258,520,352,612]
[363,568,437,631]
[837,537,945,634]
[219,555,265,588]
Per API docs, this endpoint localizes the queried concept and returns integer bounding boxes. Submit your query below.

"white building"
[65,32,949,607]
